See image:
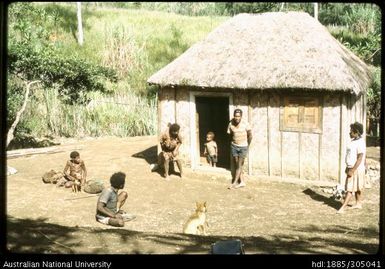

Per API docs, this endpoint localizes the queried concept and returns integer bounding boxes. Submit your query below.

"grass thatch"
[148,12,371,96]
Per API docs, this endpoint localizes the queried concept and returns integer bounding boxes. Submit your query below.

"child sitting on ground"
[62,151,87,188]
[204,131,218,167]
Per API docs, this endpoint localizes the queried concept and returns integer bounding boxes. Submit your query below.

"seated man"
[95,172,135,227]
[158,123,183,180]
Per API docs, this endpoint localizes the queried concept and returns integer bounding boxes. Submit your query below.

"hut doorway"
[195,96,231,169]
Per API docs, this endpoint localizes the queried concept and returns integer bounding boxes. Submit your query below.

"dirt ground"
[6,136,380,254]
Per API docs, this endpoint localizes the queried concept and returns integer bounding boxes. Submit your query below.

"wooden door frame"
[189,91,233,170]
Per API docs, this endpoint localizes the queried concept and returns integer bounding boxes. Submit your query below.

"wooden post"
[299,132,302,180]
[248,91,252,176]
[267,93,271,177]
[280,130,283,179]
[339,94,348,185]
[318,133,322,181]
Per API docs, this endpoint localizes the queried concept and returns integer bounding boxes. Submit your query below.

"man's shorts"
[206,155,218,163]
[231,144,248,158]
[95,215,110,225]
[96,213,136,225]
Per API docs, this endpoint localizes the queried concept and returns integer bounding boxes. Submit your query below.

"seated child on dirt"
[62,151,87,188]
[204,131,218,167]
[95,172,135,227]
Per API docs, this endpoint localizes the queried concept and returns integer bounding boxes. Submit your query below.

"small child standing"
[204,131,218,167]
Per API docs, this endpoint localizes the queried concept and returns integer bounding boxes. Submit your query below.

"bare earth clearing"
[6,136,380,254]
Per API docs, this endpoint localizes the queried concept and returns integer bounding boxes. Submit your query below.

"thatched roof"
[147,12,371,95]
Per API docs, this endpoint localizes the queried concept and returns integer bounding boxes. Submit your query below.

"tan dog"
[183,201,208,235]
[72,179,81,193]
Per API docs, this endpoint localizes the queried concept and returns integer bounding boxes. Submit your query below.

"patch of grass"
[21,86,157,138]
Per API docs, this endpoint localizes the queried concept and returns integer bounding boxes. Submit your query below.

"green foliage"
[320,3,381,66]
[329,27,381,66]
[8,42,117,104]
[146,23,189,72]
[227,2,283,15]
[366,67,381,119]
[6,75,26,127]
[8,2,117,106]
[21,87,157,137]
[319,3,380,34]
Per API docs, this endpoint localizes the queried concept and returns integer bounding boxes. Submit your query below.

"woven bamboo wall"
[250,92,269,176]
[267,93,282,177]
[321,93,342,181]
[281,132,300,178]
[175,87,190,164]
[301,133,320,180]
[159,87,176,132]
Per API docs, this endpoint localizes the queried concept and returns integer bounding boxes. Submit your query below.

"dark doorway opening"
[196,96,230,169]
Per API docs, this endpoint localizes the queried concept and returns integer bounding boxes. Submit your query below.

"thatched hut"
[147,12,371,183]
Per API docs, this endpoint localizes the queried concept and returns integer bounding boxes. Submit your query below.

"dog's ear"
[203,201,207,207]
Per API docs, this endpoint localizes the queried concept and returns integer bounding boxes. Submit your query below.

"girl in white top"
[337,122,366,214]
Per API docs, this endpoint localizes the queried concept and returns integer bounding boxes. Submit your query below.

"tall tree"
[6,80,39,147]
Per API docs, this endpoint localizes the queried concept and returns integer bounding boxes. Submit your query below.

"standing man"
[227,108,252,189]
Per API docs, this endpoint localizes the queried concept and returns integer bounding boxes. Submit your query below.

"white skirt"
[345,170,365,192]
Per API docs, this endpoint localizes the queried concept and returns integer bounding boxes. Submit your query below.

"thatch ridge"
[147,12,371,95]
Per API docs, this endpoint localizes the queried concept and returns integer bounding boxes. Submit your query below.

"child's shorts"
[206,155,218,163]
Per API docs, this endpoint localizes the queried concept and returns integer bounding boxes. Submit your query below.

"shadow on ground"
[132,145,158,165]
[132,145,177,178]
[303,188,341,210]
[7,134,60,150]
[6,216,378,254]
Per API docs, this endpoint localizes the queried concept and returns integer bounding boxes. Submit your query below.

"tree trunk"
[77,2,84,46]
[6,80,40,148]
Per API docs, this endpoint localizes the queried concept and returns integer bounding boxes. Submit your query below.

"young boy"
[337,122,366,214]
[63,151,87,188]
[95,172,135,227]
[204,131,218,167]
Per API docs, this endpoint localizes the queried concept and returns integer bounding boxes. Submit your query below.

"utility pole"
[77,2,84,46]
[314,3,318,21]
